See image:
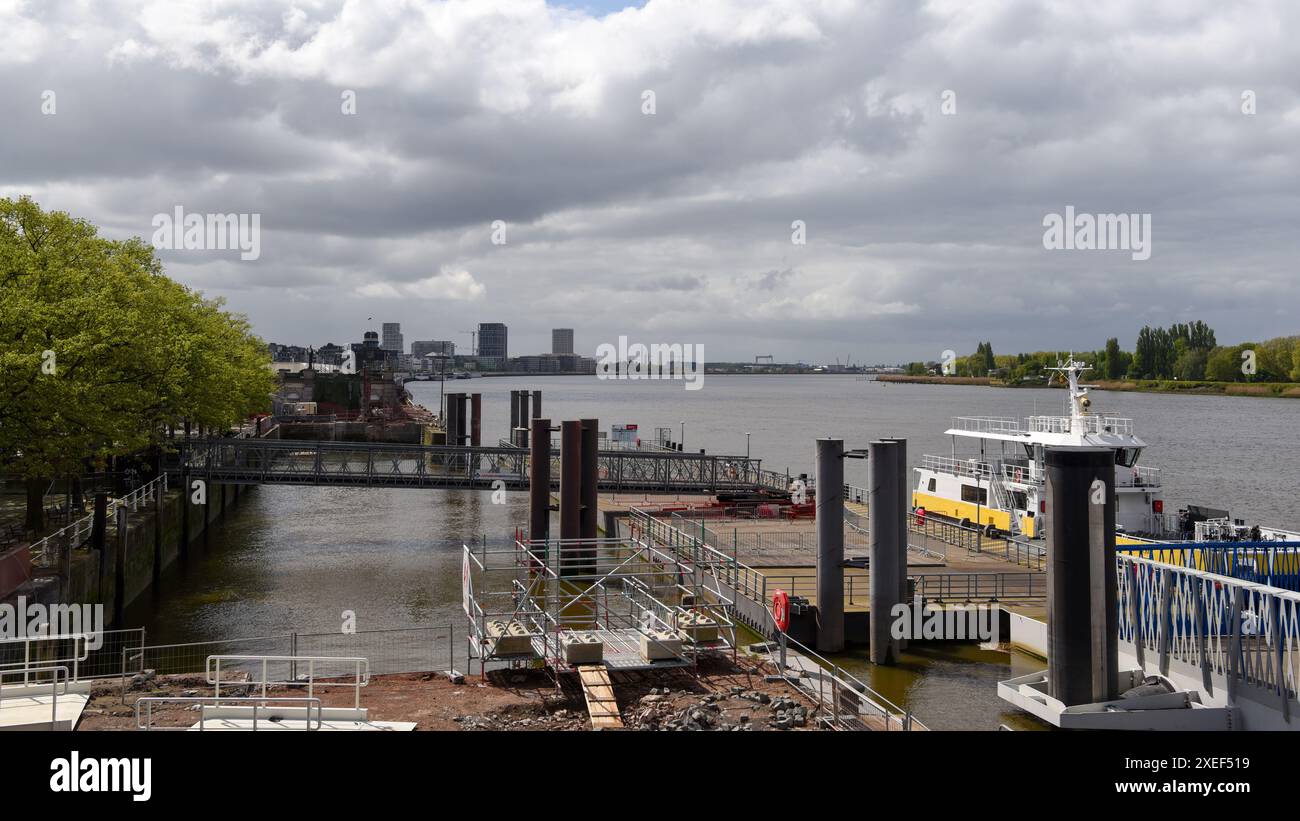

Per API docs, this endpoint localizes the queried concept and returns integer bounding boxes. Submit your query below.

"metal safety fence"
[119,625,463,688]
[761,632,923,731]
[0,628,145,681]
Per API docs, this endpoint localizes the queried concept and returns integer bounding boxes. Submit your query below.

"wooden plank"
[577,665,624,730]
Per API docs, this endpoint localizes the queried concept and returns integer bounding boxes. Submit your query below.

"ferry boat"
[911,356,1297,545]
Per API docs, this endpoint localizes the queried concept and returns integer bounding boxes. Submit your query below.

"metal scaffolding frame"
[462,536,738,684]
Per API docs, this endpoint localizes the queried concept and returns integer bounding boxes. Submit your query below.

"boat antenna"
[1045,353,1096,422]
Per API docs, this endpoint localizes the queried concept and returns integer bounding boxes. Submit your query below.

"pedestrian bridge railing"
[169,439,764,494]
[1118,553,1300,717]
[1119,541,1300,593]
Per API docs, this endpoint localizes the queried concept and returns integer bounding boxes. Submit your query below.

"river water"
[122,376,1298,729]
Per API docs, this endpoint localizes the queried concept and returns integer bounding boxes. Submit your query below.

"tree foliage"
[0,197,274,525]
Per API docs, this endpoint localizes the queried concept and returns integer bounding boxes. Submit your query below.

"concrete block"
[561,631,604,664]
[486,620,535,657]
[639,630,683,662]
[676,610,719,643]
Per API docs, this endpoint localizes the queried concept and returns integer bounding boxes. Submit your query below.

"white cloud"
[406,267,487,300]
[355,267,485,301]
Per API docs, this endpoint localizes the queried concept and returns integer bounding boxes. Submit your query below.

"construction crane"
[458,330,478,356]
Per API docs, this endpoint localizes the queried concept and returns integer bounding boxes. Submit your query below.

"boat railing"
[951,416,1022,435]
[1117,464,1162,487]
[1026,415,1133,435]
[921,454,994,480]
[1000,462,1044,484]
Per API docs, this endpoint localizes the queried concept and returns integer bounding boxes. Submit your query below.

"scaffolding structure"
[462,536,738,683]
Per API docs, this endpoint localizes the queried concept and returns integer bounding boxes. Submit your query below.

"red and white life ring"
[772,589,791,633]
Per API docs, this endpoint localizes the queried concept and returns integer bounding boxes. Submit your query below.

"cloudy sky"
[3,0,1297,363]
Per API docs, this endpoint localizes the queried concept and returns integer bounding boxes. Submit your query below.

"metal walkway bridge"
[166,439,769,494]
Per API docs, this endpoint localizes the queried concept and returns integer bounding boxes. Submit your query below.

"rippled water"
[123,376,1298,729]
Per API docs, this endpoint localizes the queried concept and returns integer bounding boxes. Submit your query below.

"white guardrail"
[921,454,994,480]
[135,696,324,730]
[0,633,93,683]
[0,665,70,729]
[207,655,370,709]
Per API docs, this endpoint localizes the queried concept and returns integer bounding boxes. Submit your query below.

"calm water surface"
[124,376,1298,729]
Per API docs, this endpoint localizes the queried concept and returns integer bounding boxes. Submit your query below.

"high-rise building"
[552,328,574,355]
[381,322,404,353]
[477,323,507,366]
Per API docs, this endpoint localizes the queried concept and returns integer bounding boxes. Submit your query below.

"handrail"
[1118,553,1300,704]
[0,633,91,683]
[1026,414,1133,435]
[0,665,69,729]
[951,416,1022,435]
[135,696,324,730]
[921,454,995,480]
[207,654,369,709]
[761,632,923,731]
[27,475,168,567]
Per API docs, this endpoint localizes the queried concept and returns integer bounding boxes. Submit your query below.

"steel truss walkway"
[166,439,765,494]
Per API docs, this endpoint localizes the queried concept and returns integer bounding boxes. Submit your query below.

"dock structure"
[616,496,1048,648]
[461,535,739,683]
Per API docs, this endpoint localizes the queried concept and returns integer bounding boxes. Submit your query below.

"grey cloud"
[1,0,1297,363]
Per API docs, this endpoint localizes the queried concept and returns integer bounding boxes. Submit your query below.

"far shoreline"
[876,373,1300,399]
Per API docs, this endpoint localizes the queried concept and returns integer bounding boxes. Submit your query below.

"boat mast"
[1046,354,1092,426]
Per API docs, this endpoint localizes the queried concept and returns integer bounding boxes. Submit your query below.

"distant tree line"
[904,320,1300,384]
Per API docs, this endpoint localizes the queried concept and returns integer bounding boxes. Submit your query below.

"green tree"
[1204,346,1243,382]
[1173,348,1207,381]
[0,197,274,531]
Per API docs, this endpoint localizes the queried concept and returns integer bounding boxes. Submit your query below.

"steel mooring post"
[455,394,468,453]
[560,421,582,550]
[815,438,845,653]
[529,418,552,544]
[579,418,600,575]
[518,392,531,447]
[884,437,909,652]
[470,393,482,447]
[868,441,900,664]
[1045,446,1117,706]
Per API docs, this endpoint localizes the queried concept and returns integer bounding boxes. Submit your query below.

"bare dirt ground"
[77,654,819,731]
